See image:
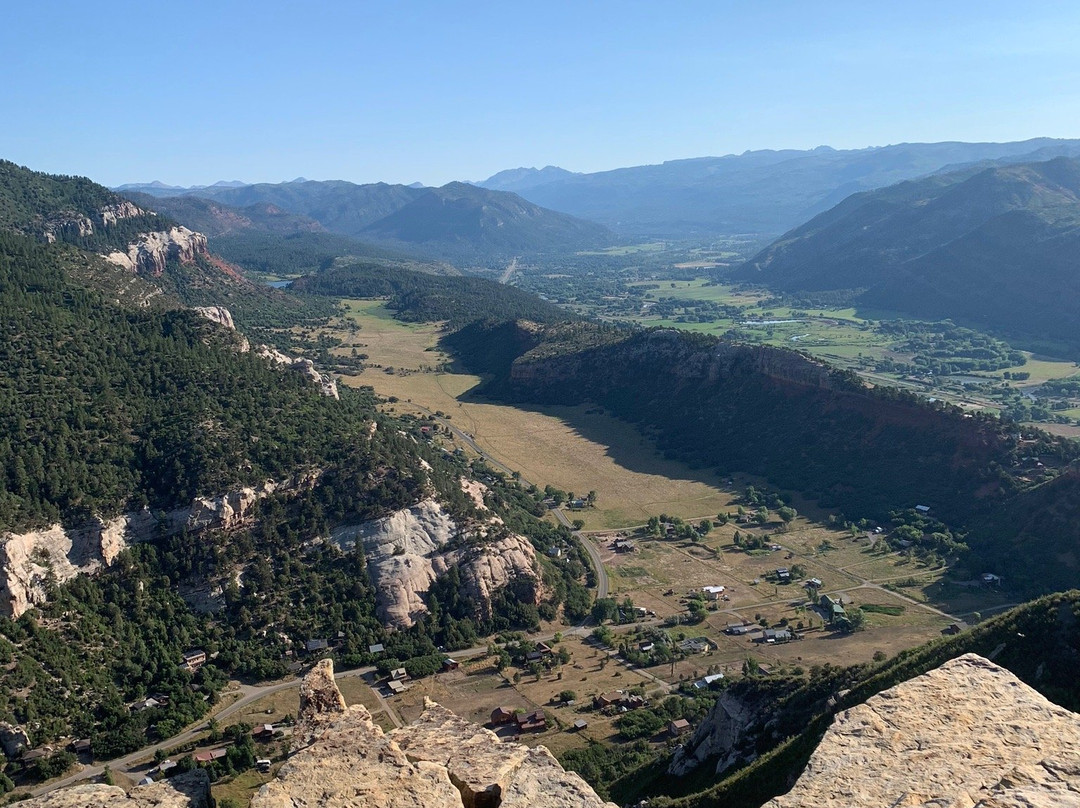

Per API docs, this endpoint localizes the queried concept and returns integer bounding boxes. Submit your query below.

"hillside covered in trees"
[443,321,1080,595]
[736,157,1080,354]
[0,162,598,771]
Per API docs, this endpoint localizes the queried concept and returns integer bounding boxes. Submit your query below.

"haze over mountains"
[474,138,1080,237]
[124,138,1080,245]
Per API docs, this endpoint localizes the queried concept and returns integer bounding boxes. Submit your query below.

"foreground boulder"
[766,653,1080,807]
[21,770,210,807]
[253,659,615,808]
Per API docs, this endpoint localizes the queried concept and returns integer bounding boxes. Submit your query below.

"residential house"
[759,629,793,644]
[775,568,791,583]
[368,643,385,654]
[490,707,516,726]
[702,585,726,600]
[181,650,207,673]
[387,679,407,694]
[819,595,846,620]
[132,697,160,713]
[693,673,725,689]
[668,718,692,737]
[251,724,275,741]
[613,539,636,553]
[390,668,409,681]
[516,709,546,733]
[678,637,716,654]
[725,623,753,635]
[594,691,623,709]
[193,749,228,764]
[304,639,329,653]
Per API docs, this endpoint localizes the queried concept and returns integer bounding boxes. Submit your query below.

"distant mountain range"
[735,156,1080,354]
[122,179,614,266]
[115,179,248,195]
[475,139,1080,238]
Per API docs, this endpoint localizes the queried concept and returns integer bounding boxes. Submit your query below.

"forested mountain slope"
[444,321,1080,594]
[147,178,615,266]
[0,160,332,334]
[358,181,614,263]
[736,157,1080,353]
[0,161,593,770]
[125,191,455,279]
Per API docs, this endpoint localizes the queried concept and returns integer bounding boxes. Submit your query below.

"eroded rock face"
[668,690,760,777]
[765,653,1080,808]
[192,305,236,331]
[330,498,542,629]
[21,769,210,807]
[104,226,208,276]
[0,484,279,618]
[253,661,615,808]
[255,346,339,399]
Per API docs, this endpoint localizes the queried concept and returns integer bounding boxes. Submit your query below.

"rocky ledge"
[766,653,1080,808]
[21,770,210,807]
[253,659,615,808]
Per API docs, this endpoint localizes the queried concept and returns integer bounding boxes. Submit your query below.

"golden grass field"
[330,300,738,529]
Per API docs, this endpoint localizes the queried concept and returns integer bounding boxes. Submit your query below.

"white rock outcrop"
[256,346,339,399]
[331,498,542,629]
[0,484,279,618]
[253,660,615,808]
[765,653,1080,808]
[192,305,236,331]
[105,226,208,276]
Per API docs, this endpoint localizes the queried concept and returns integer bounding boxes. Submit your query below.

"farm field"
[331,300,738,529]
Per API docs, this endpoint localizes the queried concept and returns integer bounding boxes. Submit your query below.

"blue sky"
[4,1,1080,187]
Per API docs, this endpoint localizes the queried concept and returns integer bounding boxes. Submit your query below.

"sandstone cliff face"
[253,660,615,808]
[104,226,208,276]
[0,484,280,618]
[330,497,542,629]
[765,653,1080,808]
[21,770,210,808]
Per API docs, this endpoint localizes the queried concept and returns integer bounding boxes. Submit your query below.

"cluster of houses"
[723,621,793,643]
[490,707,547,733]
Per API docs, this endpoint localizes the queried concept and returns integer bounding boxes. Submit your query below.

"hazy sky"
[4,1,1080,187]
